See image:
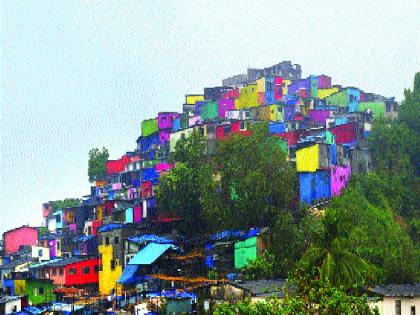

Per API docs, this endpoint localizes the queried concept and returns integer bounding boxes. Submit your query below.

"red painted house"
[3,226,39,255]
[36,257,99,290]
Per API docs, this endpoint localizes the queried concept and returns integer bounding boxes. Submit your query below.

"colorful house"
[3,226,39,255]
[25,279,55,305]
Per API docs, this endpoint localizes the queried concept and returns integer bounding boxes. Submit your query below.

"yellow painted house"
[317,87,339,99]
[99,244,122,295]
[236,84,259,109]
[185,94,204,105]
[296,144,319,172]
[282,79,291,96]
[14,280,26,296]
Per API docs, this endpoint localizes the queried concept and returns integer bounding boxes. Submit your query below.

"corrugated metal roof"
[117,264,139,284]
[128,234,174,245]
[128,243,174,265]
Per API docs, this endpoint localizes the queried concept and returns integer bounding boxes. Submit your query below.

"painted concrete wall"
[296,144,319,172]
[318,87,339,99]
[4,226,38,254]
[370,297,420,315]
[99,244,122,295]
[218,98,235,118]
[31,246,50,261]
[331,165,351,197]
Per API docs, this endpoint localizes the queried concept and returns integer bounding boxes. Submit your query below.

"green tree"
[156,132,212,236]
[242,251,275,280]
[50,198,81,211]
[88,147,109,182]
[156,162,210,236]
[367,120,417,219]
[203,123,296,231]
[399,72,420,136]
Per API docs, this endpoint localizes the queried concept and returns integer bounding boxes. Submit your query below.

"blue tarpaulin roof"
[129,243,174,265]
[128,234,174,245]
[97,223,126,233]
[117,264,139,284]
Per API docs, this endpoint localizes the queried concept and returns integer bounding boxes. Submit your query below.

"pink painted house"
[331,165,351,196]
[218,98,235,118]
[3,226,39,255]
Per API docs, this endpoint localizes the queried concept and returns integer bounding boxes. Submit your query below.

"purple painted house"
[158,112,179,130]
[218,98,235,119]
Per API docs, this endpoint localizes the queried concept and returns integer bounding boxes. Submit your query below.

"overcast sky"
[1,0,419,234]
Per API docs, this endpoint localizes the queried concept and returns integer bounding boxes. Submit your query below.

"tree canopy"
[88,147,109,182]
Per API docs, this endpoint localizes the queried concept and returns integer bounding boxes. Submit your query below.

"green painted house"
[234,236,266,269]
[25,279,55,305]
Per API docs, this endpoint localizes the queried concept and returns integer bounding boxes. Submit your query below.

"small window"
[111,260,116,270]
[94,265,100,273]
[396,300,401,315]
[82,266,90,274]
[56,214,61,223]
[52,268,57,276]
[114,236,119,245]
[59,268,64,276]
[88,226,92,235]
[411,306,416,315]
[69,268,76,275]
[105,237,110,245]
[39,287,44,295]
[38,249,43,257]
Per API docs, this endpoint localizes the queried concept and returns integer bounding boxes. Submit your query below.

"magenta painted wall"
[331,165,351,197]
[218,98,235,118]
[159,129,171,144]
[309,109,331,124]
[4,226,38,254]
[274,76,283,100]
[158,112,179,130]
[156,163,173,172]
[48,239,57,258]
[317,75,332,89]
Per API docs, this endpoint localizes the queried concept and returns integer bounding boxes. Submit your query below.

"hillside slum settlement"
[0,61,402,314]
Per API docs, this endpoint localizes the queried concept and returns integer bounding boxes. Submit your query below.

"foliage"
[242,251,275,280]
[203,123,296,231]
[50,198,81,211]
[156,162,209,236]
[399,72,420,137]
[156,132,212,236]
[267,210,316,277]
[214,269,377,315]
[88,147,109,182]
[158,123,296,235]
[299,176,420,286]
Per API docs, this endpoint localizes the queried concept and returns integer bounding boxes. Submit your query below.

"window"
[52,268,57,276]
[82,266,90,274]
[411,306,416,315]
[38,249,43,257]
[105,237,110,245]
[69,268,76,275]
[59,268,64,276]
[111,260,116,270]
[88,226,92,235]
[39,287,44,295]
[396,300,401,315]
[56,214,61,223]
[114,236,119,244]
[56,241,61,251]
[94,265,99,273]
